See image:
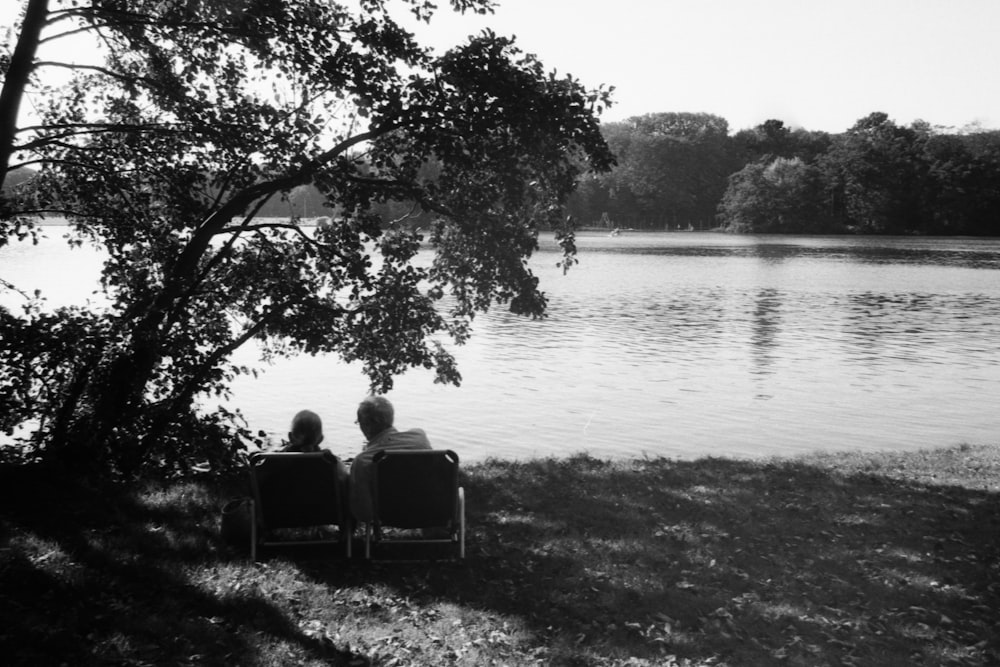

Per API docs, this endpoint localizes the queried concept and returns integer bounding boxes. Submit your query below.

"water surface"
[230,232,1000,461]
[4,230,999,461]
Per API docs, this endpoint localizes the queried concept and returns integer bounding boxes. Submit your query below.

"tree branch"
[33,60,162,88]
[0,277,34,302]
[145,299,297,447]
[15,123,201,154]
[218,221,333,248]
[37,24,105,45]
[386,202,422,226]
[172,196,275,327]
[6,206,91,218]
[8,156,132,177]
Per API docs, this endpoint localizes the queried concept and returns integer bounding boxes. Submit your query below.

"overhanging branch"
[34,60,164,88]
[16,123,205,154]
[218,221,334,249]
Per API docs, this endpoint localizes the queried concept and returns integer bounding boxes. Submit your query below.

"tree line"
[12,110,997,236]
[566,111,1000,235]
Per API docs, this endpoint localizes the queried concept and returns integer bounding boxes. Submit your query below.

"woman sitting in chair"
[281,409,324,452]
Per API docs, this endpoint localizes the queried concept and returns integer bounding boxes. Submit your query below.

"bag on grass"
[220,497,252,549]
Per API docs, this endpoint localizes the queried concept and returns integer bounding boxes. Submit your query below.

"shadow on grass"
[3,447,999,666]
[300,451,1000,666]
[0,465,362,666]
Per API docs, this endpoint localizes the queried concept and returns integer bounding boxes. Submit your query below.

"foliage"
[561,110,1000,236]
[2,444,998,665]
[916,127,1000,235]
[816,112,927,234]
[594,112,738,230]
[713,113,1000,235]
[731,119,833,165]
[0,0,614,479]
[717,156,835,233]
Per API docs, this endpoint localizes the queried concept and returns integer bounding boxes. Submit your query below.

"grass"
[2,444,999,666]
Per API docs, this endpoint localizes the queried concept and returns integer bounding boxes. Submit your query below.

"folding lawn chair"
[248,450,352,560]
[364,449,465,560]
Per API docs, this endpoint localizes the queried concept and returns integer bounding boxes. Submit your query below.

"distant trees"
[718,119,837,233]
[816,112,926,234]
[727,113,1000,235]
[247,108,1000,237]
[915,126,1000,235]
[732,120,833,166]
[585,112,739,229]
[569,111,1000,236]
[718,157,831,234]
[809,113,1000,235]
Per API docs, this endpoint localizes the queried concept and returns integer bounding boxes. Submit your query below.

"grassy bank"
[2,444,998,666]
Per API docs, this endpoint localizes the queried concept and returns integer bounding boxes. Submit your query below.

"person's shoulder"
[350,448,374,471]
[387,428,431,449]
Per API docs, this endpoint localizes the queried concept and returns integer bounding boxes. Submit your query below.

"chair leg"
[457,487,466,560]
[364,523,371,559]
[249,499,257,562]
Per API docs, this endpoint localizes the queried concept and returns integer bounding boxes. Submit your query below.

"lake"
[3,228,999,462]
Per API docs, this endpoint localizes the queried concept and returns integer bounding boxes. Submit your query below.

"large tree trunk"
[0,0,48,187]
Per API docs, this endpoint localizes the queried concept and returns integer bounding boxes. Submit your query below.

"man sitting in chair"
[349,395,431,523]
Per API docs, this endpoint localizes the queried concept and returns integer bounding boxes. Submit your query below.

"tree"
[732,119,832,165]
[0,0,614,479]
[817,112,927,234]
[0,0,46,189]
[732,119,794,161]
[598,112,737,229]
[0,0,47,234]
[717,156,832,233]
[917,127,1000,235]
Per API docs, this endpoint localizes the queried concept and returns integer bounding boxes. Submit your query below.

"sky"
[400,0,1000,133]
[2,0,998,134]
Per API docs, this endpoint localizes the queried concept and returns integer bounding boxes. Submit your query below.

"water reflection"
[750,288,781,377]
[574,233,1000,270]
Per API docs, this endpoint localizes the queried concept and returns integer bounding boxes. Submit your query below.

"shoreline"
[11,217,1000,239]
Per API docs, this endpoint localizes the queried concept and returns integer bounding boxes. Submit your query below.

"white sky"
[3,0,998,134]
[403,0,1000,133]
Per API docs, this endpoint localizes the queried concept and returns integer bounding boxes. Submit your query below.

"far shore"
[21,217,1000,239]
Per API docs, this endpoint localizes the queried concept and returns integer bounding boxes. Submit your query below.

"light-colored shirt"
[349,427,431,522]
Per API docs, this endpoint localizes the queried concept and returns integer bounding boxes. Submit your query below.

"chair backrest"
[249,451,344,529]
[371,449,459,529]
